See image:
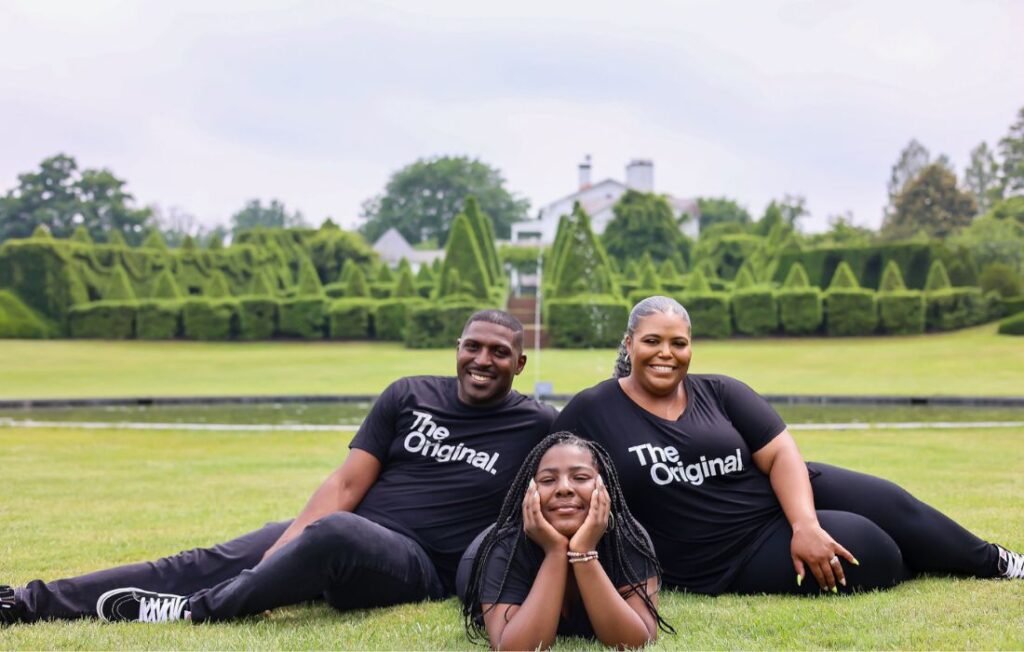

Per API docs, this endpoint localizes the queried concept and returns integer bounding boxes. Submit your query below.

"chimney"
[578,155,592,190]
[625,159,654,192]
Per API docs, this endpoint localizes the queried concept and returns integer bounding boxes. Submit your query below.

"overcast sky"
[1,0,1021,234]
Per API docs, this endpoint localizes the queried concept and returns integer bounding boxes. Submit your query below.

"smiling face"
[627,310,692,397]
[455,320,526,407]
[535,443,599,537]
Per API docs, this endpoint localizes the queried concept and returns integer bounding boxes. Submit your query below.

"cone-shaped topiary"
[182,235,197,251]
[142,229,168,250]
[440,267,463,297]
[879,260,908,292]
[250,270,275,296]
[296,256,325,295]
[695,259,718,280]
[733,265,756,290]
[783,262,811,289]
[432,257,442,274]
[206,271,231,298]
[31,224,53,239]
[416,263,434,283]
[393,266,417,298]
[438,212,490,299]
[924,259,952,292]
[658,259,679,281]
[107,230,127,246]
[625,259,641,281]
[105,265,137,301]
[550,204,616,297]
[687,269,711,293]
[151,268,183,299]
[207,233,224,250]
[462,196,501,285]
[346,264,369,297]
[639,263,661,291]
[377,262,393,283]
[827,261,861,290]
[71,226,93,244]
[396,257,413,278]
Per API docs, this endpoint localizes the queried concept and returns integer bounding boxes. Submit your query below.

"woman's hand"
[523,479,569,554]
[570,475,610,553]
[791,521,857,591]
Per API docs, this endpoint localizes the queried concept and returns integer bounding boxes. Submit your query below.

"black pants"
[727,462,1001,595]
[15,512,446,622]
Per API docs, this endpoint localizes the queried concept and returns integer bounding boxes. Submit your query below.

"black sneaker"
[0,585,21,625]
[96,587,189,623]
[996,545,1024,579]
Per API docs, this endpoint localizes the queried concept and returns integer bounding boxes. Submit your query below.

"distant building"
[510,157,700,245]
[372,228,443,269]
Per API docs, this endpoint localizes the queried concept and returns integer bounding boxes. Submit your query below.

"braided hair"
[461,431,674,644]
[612,296,691,378]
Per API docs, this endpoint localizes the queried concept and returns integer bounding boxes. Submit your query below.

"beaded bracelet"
[567,550,599,564]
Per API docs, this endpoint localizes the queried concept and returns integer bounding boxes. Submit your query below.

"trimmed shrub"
[925,288,986,331]
[997,295,1024,318]
[679,292,732,339]
[825,289,877,336]
[878,260,908,292]
[777,288,822,335]
[406,301,485,348]
[328,298,377,339]
[997,311,1024,335]
[782,262,811,289]
[106,230,127,246]
[345,265,370,297]
[732,266,756,290]
[827,261,861,289]
[924,260,952,291]
[685,269,712,293]
[438,212,490,299]
[0,290,52,338]
[69,301,136,339]
[295,256,324,295]
[393,266,417,298]
[877,291,925,335]
[323,282,346,298]
[206,271,231,298]
[278,297,327,339]
[32,225,53,239]
[369,282,393,299]
[71,226,93,244]
[136,300,181,339]
[547,295,629,348]
[979,263,1022,298]
[105,265,137,301]
[237,297,278,340]
[151,268,183,299]
[731,289,777,336]
[626,288,662,307]
[141,229,168,250]
[182,298,237,340]
[375,298,427,341]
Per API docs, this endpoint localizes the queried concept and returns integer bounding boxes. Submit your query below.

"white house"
[510,157,700,245]
[372,227,443,269]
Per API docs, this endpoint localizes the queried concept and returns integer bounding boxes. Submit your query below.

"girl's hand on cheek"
[570,475,609,553]
[523,479,569,554]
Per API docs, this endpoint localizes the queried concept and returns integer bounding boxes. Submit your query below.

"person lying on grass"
[458,432,674,650]
[0,310,558,626]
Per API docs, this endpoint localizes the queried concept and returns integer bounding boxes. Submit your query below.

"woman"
[553,295,1023,595]
[458,432,674,649]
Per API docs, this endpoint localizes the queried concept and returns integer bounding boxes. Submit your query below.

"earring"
[607,512,616,532]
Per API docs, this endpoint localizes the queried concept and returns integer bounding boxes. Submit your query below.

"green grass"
[2,323,1023,398]
[1,425,1021,650]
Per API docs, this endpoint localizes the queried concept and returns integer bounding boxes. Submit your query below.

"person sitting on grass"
[458,432,674,650]
[553,295,1024,597]
[0,310,558,626]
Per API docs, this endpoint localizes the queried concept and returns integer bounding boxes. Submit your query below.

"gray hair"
[612,296,691,378]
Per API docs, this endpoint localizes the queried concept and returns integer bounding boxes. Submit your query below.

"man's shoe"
[0,585,21,625]
[997,545,1024,579]
[96,587,189,623]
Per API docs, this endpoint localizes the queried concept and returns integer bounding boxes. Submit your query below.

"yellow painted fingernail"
[831,586,838,594]
[851,557,860,566]
[796,574,803,587]
[840,578,847,587]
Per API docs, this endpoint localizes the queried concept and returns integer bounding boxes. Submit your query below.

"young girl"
[458,432,673,650]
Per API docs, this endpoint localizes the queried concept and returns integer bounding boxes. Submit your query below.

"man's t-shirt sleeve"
[717,376,787,452]
[350,380,402,462]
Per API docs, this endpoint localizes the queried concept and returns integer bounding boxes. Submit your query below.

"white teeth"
[470,373,491,382]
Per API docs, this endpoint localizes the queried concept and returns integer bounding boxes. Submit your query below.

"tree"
[602,190,690,265]
[999,106,1024,195]
[462,196,501,285]
[230,199,307,237]
[550,203,616,298]
[358,156,529,245]
[437,212,490,299]
[963,142,1002,214]
[882,164,977,239]
[695,197,752,231]
[0,154,152,244]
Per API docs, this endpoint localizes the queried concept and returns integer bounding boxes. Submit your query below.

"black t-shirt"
[466,523,657,639]
[351,375,558,593]
[552,374,788,594]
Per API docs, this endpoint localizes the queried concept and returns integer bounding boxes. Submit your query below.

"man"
[1,310,557,624]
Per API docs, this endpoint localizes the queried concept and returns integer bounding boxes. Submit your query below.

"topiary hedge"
[679,292,732,339]
[997,295,1024,318]
[0,290,53,338]
[182,298,237,340]
[278,297,327,339]
[328,298,377,339]
[997,311,1024,335]
[731,289,778,336]
[405,301,486,348]
[824,290,877,336]
[546,295,629,348]
[776,289,822,335]
[69,301,136,339]
[136,300,181,339]
[925,288,986,331]
[237,297,279,340]
[375,298,427,341]
[877,291,925,335]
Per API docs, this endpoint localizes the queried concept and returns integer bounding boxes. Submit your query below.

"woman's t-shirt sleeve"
[550,388,592,436]
[715,375,787,452]
[478,534,535,606]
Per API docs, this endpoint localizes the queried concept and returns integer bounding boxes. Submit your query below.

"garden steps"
[507,297,549,348]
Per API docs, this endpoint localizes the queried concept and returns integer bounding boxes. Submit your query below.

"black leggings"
[726,462,1001,595]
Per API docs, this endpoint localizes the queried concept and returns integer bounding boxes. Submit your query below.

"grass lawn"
[1,425,1021,650]
[1,323,1023,399]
